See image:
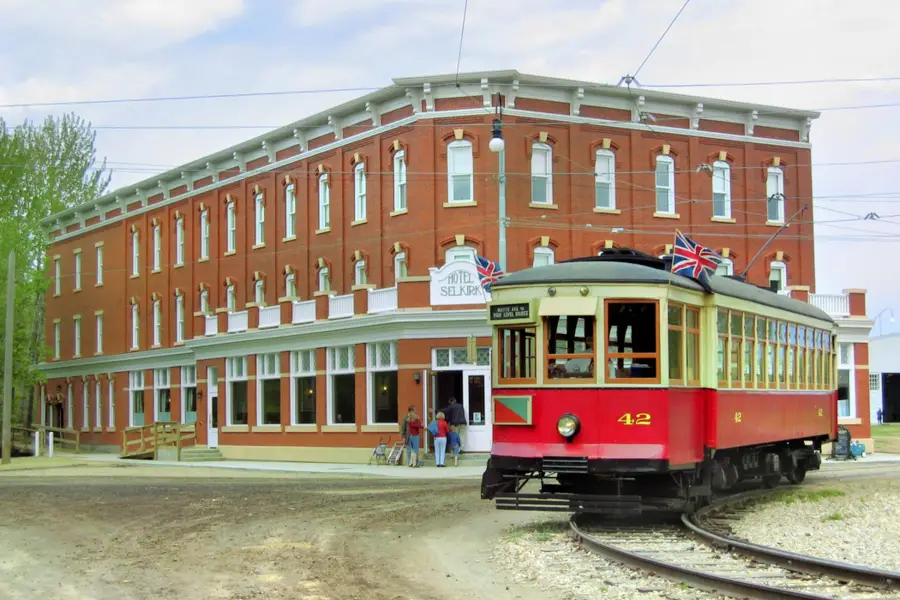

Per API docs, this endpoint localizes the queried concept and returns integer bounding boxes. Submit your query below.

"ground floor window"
[368,342,398,424]
[291,350,316,425]
[154,368,171,422]
[182,366,197,424]
[227,357,249,425]
[129,371,144,427]
[327,345,355,425]
[257,352,281,425]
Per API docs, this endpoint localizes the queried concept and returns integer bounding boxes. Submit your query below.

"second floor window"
[226,284,236,312]
[74,252,81,290]
[712,161,731,219]
[96,246,103,285]
[655,155,675,214]
[531,143,552,205]
[200,288,209,313]
[54,258,60,295]
[394,151,407,211]
[767,167,785,223]
[285,184,296,238]
[131,304,139,349]
[394,252,408,279]
[354,163,366,221]
[152,223,161,271]
[175,295,184,343]
[96,314,103,354]
[254,193,265,246]
[319,267,330,293]
[533,247,555,267]
[200,209,210,259]
[354,260,366,286]
[595,150,616,210]
[73,317,81,357]
[318,174,330,230]
[254,279,265,305]
[447,140,473,203]
[152,299,161,346]
[226,201,236,252]
[175,217,185,264]
[285,273,296,298]
[131,230,139,276]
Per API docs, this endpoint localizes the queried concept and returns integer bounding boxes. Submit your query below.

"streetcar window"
[667,304,683,384]
[729,311,742,387]
[605,301,658,382]
[667,303,700,386]
[685,307,700,384]
[546,316,595,380]
[716,309,728,385]
[498,328,537,383]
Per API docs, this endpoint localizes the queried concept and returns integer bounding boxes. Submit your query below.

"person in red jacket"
[403,406,422,467]
[433,411,451,467]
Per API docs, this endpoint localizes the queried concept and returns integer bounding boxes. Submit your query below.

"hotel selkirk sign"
[429,260,490,306]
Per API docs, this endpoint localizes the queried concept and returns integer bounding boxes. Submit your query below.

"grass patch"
[504,520,569,543]
[873,424,900,454]
[0,456,85,472]
[823,512,844,521]
[769,487,845,505]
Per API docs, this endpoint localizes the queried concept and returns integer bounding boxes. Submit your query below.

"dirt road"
[0,464,546,600]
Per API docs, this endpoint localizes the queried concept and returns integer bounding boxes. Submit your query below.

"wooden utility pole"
[1,250,14,464]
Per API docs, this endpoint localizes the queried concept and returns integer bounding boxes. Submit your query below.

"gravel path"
[730,478,900,572]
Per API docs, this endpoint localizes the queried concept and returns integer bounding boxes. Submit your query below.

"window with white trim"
[531,143,552,205]
[82,380,89,430]
[200,288,209,314]
[769,261,787,293]
[94,379,102,430]
[712,161,731,218]
[655,155,675,214]
[285,184,296,238]
[96,313,103,354]
[327,345,355,425]
[870,373,880,391]
[54,257,61,295]
[53,322,60,359]
[447,140,474,203]
[318,267,330,293]
[131,230,140,276]
[257,353,281,426]
[533,247,555,267]
[74,252,81,290]
[108,378,115,429]
[66,383,73,429]
[96,246,103,285]
[226,284,236,312]
[445,246,476,264]
[254,192,265,246]
[254,279,265,306]
[290,350,316,425]
[394,252,408,280]
[152,223,161,271]
[367,342,398,424]
[200,209,210,259]
[175,295,184,343]
[767,167,785,223]
[285,273,296,298]
[837,342,854,418]
[393,151,407,211]
[318,173,330,229]
[354,260,366,286]
[175,216,185,264]
[595,150,616,209]
[226,356,248,425]
[129,371,145,427]
[182,366,197,424]
[354,163,367,221]
[73,316,81,357]
[152,299,161,346]
[154,368,171,422]
[715,258,734,276]
[131,304,139,349]
[226,200,236,253]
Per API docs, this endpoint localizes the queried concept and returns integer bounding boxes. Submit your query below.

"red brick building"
[35,70,827,461]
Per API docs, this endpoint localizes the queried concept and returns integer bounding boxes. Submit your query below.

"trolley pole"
[2,250,15,465]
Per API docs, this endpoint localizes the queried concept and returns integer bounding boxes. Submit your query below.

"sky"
[0,0,898,332]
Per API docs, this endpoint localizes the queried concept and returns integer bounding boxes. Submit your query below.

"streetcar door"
[463,370,492,452]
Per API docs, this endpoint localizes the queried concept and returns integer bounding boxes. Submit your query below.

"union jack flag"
[671,230,722,285]
[475,255,504,293]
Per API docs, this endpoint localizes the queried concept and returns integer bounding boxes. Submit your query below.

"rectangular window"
[448,141,474,203]
[655,156,675,214]
[131,304,139,349]
[498,328,536,384]
[54,257,61,295]
[667,304,683,385]
[716,309,728,384]
[129,371,145,427]
[73,317,81,357]
[96,246,103,285]
[182,366,197,424]
[66,384,73,429]
[285,273,296,298]
[394,252,408,280]
[788,324,797,387]
[94,380,102,429]
[354,260,366,286]
[354,163,367,221]
[605,301,659,382]
[108,379,115,429]
[254,279,265,305]
[152,224,161,271]
[152,300,161,347]
[756,318,767,389]
[200,289,209,313]
[798,325,807,389]
[82,381,89,430]
[546,315,595,381]
[54,322,60,359]
[257,353,281,426]
[131,230,140,276]
[96,314,103,354]
[533,248,555,268]
[767,167,785,222]
[393,151,407,211]
[254,193,265,246]
[175,217,185,264]
[318,268,330,293]
[200,209,210,259]
[685,307,700,384]
[743,315,754,387]
[318,174,330,229]
[285,184,296,238]
[226,356,248,425]
[226,201,236,252]
[667,304,700,386]
[327,345,355,425]
[226,284,236,312]
[595,150,615,209]
[713,161,731,218]
[729,311,742,387]
[175,295,184,343]
[778,321,787,387]
[154,368,171,422]
[291,350,316,425]
[531,143,552,205]
[74,252,81,290]
[368,342,398,424]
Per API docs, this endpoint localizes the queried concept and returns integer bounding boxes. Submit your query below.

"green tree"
[0,113,109,424]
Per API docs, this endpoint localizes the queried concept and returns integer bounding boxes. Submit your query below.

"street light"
[873,307,895,336]
[490,113,507,272]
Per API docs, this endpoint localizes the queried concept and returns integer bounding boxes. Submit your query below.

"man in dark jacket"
[440,397,467,452]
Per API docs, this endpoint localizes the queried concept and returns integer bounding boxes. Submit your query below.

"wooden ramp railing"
[21,425,82,454]
[121,422,196,460]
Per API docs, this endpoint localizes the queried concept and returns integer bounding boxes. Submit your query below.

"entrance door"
[207,367,219,448]
[463,371,491,452]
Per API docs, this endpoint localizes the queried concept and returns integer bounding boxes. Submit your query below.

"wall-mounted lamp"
[412,372,421,384]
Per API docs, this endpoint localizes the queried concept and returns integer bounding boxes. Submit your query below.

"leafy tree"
[0,113,109,424]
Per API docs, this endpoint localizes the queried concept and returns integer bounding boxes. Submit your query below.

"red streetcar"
[480,249,837,515]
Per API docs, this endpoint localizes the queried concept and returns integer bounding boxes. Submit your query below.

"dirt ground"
[0,463,548,600]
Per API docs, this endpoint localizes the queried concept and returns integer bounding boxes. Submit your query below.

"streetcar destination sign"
[490,303,530,321]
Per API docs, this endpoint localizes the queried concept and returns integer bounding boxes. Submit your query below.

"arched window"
[769,260,787,292]
[447,140,474,203]
[318,173,330,230]
[226,284,236,312]
[394,252,408,279]
[393,151,407,212]
[353,163,366,221]
[318,267,330,293]
[254,192,265,246]
[655,155,675,214]
[531,142,552,205]
[595,149,616,209]
[445,245,476,264]
[712,160,731,219]
[254,279,265,305]
[226,199,236,253]
[285,273,296,298]
[533,247,555,267]
[285,184,296,239]
[716,257,734,276]
[767,167,785,223]
[354,260,367,286]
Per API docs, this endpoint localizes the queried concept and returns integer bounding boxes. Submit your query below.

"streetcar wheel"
[786,465,807,485]
[762,474,781,488]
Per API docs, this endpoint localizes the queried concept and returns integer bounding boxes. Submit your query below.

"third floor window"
[531,143,552,205]
[393,151,407,212]
[200,209,210,259]
[152,223,161,271]
[318,174,330,230]
[767,167,785,223]
[595,150,616,210]
[255,193,265,246]
[226,201,236,253]
[712,161,731,219]
[175,217,185,264]
[447,140,473,204]
[354,163,367,222]
[285,184,296,238]
[655,155,675,214]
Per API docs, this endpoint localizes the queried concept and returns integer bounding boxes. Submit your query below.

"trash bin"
[833,425,852,460]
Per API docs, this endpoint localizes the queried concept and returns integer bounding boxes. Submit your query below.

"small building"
[868,334,900,425]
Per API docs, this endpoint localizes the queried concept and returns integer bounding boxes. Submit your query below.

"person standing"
[877,408,883,425]
[441,397,467,452]
[405,407,422,467]
[432,411,450,467]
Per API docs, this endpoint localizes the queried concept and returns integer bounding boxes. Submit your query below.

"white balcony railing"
[258,305,281,329]
[292,300,315,324]
[227,310,249,333]
[204,315,218,336]
[810,293,850,317]
[368,286,398,314]
[328,294,354,319]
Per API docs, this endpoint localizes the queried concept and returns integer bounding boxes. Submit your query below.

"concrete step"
[179,446,224,462]
[418,452,489,467]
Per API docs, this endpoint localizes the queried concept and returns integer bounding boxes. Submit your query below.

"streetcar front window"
[605,301,659,382]
[498,327,537,384]
[546,315,595,379]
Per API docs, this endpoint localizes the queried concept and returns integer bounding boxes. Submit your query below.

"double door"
[433,369,491,452]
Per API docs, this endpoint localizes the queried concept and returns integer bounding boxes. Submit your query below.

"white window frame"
[152,223,161,271]
[107,378,115,429]
[769,260,787,292]
[354,260,366,286]
[715,258,734,277]
[354,163,367,221]
[96,246,103,285]
[131,304,139,349]
[445,246,476,264]
[285,184,296,238]
[96,313,103,355]
[66,383,73,429]
[200,288,210,314]
[767,166,785,223]
[73,316,81,357]
[53,321,60,359]
[318,173,330,230]
[200,209,210,259]
[128,371,144,427]
[366,342,398,425]
[175,295,184,343]
[175,216,185,265]
[530,142,553,205]
[254,279,265,306]
[285,273,296,298]
[326,345,355,425]
[256,353,281,426]
[181,366,197,424]
[131,230,140,276]
[290,349,316,425]
[655,155,675,214]
[226,200,236,253]
[94,379,101,430]
[54,257,61,295]
[595,149,616,210]
[82,380,89,430]
[712,160,732,219]
[838,342,855,418]
[394,252,408,280]
[318,267,330,293]
[225,356,249,426]
[74,252,81,290]
[447,140,474,203]
[226,284,236,312]
[152,299,161,347]
[254,192,265,246]
[393,151,407,211]
[153,367,171,422]
[533,247,555,268]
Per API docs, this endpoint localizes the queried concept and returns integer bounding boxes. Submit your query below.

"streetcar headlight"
[557,414,580,439]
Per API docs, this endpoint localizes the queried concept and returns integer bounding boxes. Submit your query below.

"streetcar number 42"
[618,413,650,426]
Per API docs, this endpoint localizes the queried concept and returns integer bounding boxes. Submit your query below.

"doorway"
[881,373,900,423]
[432,369,491,452]
[207,367,219,448]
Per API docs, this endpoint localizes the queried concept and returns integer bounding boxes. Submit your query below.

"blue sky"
[1,0,898,330]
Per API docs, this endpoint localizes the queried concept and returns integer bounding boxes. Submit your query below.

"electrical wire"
[631,0,692,80]
[454,0,469,85]
[643,75,900,88]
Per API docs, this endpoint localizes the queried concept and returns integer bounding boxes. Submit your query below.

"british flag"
[671,230,722,285]
[475,256,504,293]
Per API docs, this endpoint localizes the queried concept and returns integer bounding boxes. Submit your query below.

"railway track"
[570,487,900,600]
